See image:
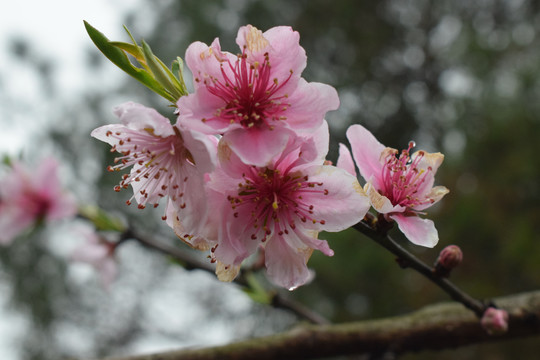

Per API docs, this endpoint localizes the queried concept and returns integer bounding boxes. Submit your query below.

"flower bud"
[481,307,509,335]
[433,245,463,277]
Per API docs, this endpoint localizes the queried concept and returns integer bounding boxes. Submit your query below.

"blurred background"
[1,0,539,359]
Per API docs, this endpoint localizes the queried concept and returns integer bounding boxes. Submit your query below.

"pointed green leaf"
[171,57,188,95]
[157,56,188,97]
[83,21,176,103]
[242,272,272,304]
[108,41,148,70]
[141,40,184,101]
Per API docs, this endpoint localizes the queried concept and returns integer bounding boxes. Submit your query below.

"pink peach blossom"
[339,125,449,247]
[71,225,117,289]
[0,158,76,244]
[177,25,339,166]
[207,121,370,289]
[91,102,217,236]
[481,307,509,335]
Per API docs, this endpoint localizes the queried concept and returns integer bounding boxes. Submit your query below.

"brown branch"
[353,219,486,317]
[120,227,329,325]
[95,290,540,360]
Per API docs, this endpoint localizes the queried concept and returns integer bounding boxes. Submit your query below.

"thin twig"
[119,226,329,324]
[353,219,485,317]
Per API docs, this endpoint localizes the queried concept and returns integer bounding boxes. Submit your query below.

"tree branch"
[120,227,329,325]
[95,290,540,360]
[353,219,486,316]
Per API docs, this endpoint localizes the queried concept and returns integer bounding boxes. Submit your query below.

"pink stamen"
[204,50,292,130]
[381,141,433,208]
[105,129,189,210]
[228,166,327,241]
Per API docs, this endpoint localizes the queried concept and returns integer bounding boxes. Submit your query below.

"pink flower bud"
[433,245,463,277]
[481,307,509,335]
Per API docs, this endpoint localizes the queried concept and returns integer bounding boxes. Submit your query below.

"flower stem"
[353,219,485,317]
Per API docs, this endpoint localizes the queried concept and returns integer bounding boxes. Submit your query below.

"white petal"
[216,261,241,282]
[364,183,395,214]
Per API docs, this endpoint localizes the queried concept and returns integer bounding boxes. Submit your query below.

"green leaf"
[108,41,148,70]
[141,41,186,100]
[172,57,187,94]
[1,154,13,167]
[79,205,126,232]
[83,21,176,103]
[242,272,272,305]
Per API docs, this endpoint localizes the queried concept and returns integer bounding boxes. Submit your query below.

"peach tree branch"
[353,217,486,317]
[94,290,540,360]
[120,227,330,325]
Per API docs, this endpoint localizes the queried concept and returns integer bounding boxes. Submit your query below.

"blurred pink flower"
[71,226,117,289]
[481,307,509,335]
[338,125,449,247]
[91,102,217,236]
[208,122,370,289]
[0,158,77,244]
[177,25,339,166]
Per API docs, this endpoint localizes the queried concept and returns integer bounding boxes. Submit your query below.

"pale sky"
[0,2,139,358]
[0,0,140,154]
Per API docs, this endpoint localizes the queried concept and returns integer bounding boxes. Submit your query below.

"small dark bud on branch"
[433,245,463,277]
[481,307,509,335]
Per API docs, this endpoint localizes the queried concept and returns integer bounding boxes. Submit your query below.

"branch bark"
[353,220,485,316]
[96,290,540,360]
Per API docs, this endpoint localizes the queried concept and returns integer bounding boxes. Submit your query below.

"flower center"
[105,128,191,211]
[201,50,292,130]
[18,189,51,218]
[227,166,328,242]
[380,141,433,208]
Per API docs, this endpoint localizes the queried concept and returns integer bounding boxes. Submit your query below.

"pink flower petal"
[176,86,235,134]
[113,102,175,137]
[285,79,340,132]
[364,183,402,214]
[0,207,34,245]
[346,124,386,189]
[260,26,307,82]
[411,151,445,199]
[235,25,271,63]
[0,158,76,244]
[165,200,216,251]
[179,25,338,169]
[176,125,218,175]
[46,193,77,221]
[222,126,293,167]
[414,185,450,211]
[337,143,356,177]
[390,213,439,247]
[70,225,118,290]
[169,164,211,235]
[274,120,330,168]
[93,102,215,236]
[302,165,370,232]
[184,39,234,90]
[34,158,62,193]
[264,235,313,290]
